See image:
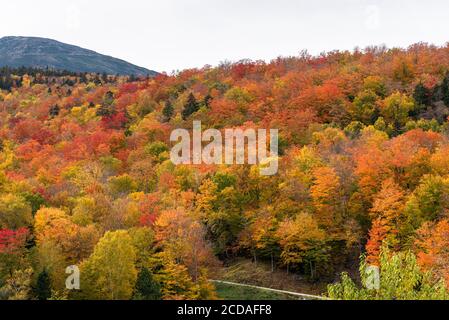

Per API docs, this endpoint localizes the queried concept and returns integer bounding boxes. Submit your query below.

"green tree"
[35,269,52,300]
[328,248,448,300]
[81,230,137,300]
[413,82,431,108]
[352,90,379,124]
[441,74,449,106]
[182,93,199,120]
[401,175,449,242]
[108,174,138,197]
[162,100,174,122]
[134,267,162,300]
[0,193,33,229]
[380,92,415,134]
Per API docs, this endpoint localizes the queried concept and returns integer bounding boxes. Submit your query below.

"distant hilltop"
[0,36,158,76]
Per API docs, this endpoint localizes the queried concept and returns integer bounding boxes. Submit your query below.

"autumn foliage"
[3,43,449,299]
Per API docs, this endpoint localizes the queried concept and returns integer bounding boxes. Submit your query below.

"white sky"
[1,0,448,73]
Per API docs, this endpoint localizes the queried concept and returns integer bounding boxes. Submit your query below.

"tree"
[134,267,162,300]
[0,194,33,229]
[366,178,405,265]
[352,90,379,124]
[49,104,60,117]
[310,166,342,233]
[0,268,33,300]
[402,175,449,241]
[155,208,217,280]
[0,227,29,281]
[108,174,138,197]
[415,219,449,286]
[35,269,52,300]
[162,100,174,122]
[365,218,388,266]
[276,212,328,278]
[34,207,99,262]
[182,93,199,120]
[441,74,449,106]
[96,91,116,116]
[380,92,415,134]
[328,248,448,300]
[157,257,199,300]
[80,230,137,300]
[413,83,431,108]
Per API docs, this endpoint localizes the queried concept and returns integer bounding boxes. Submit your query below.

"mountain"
[0,36,157,76]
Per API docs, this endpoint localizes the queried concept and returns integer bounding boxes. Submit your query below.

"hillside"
[2,43,449,300]
[0,36,157,76]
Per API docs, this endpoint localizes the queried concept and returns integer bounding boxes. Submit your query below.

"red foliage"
[0,228,29,255]
[101,111,127,129]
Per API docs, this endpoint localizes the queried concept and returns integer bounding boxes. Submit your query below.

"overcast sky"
[1,0,448,73]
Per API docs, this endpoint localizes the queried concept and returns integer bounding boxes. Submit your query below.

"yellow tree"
[80,230,137,300]
[276,212,327,278]
[310,166,342,233]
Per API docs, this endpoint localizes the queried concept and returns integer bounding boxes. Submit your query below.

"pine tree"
[442,75,449,107]
[96,91,116,117]
[134,267,162,300]
[203,94,213,108]
[49,104,60,117]
[182,93,199,120]
[35,269,52,300]
[413,83,431,108]
[162,101,174,122]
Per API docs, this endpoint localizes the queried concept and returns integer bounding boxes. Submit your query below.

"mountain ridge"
[0,36,157,76]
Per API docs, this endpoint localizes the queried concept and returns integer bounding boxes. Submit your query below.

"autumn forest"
[2,43,449,300]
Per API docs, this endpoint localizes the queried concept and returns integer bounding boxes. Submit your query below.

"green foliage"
[35,269,52,300]
[0,268,33,300]
[145,141,169,158]
[108,174,138,197]
[22,192,46,215]
[134,267,162,300]
[352,90,379,124]
[212,172,237,192]
[381,92,416,134]
[162,100,174,122]
[0,193,33,229]
[413,83,432,107]
[344,121,366,138]
[401,175,449,240]
[182,93,199,120]
[5,44,449,301]
[214,282,300,300]
[441,74,449,106]
[80,230,138,300]
[405,119,440,132]
[328,248,448,300]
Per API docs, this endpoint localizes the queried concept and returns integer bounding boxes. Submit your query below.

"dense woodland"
[3,43,449,299]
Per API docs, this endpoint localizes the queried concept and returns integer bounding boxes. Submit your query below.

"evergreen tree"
[203,94,213,108]
[413,83,431,107]
[182,93,199,120]
[442,75,449,107]
[96,91,116,116]
[134,267,162,300]
[162,101,174,122]
[49,104,60,118]
[35,269,52,300]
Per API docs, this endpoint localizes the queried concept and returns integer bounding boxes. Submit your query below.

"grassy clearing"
[214,281,306,300]
[215,259,327,296]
